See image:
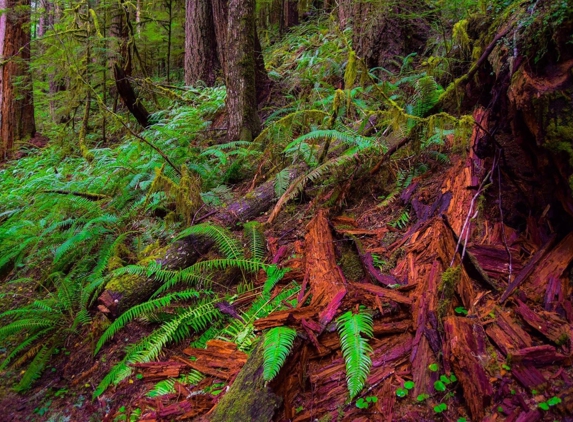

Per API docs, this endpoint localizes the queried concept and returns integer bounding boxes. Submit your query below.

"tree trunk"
[0,0,36,160]
[212,0,229,75]
[225,0,261,141]
[113,64,150,128]
[185,0,219,86]
[210,339,282,422]
[283,0,299,29]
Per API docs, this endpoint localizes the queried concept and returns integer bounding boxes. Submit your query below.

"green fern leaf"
[175,223,243,260]
[263,326,297,381]
[243,222,266,262]
[336,309,374,399]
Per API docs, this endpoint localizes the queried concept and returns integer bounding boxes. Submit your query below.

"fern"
[336,309,374,399]
[263,327,297,381]
[243,222,266,262]
[94,289,204,355]
[175,223,243,260]
[147,370,204,397]
[13,343,56,393]
[274,168,291,198]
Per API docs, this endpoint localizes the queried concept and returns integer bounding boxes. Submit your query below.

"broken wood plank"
[350,282,412,306]
[444,316,493,420]
[515,300,570,345]
[499,234,559,303]
[521,232,573,302]
[510,345,568,366]
[510,364,547,391]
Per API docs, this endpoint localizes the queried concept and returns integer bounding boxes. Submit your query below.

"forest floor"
[1,5,573,422]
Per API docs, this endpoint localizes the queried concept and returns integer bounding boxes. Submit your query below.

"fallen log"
[209,338,282,422]
[98,166,303,318]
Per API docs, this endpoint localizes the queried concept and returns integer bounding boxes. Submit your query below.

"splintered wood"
[132,122,573,420]
[255,209,347,332]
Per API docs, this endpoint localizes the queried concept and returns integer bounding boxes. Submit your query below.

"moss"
[437,266,462,321]
[338,245,364,282]
[105,273,141,296]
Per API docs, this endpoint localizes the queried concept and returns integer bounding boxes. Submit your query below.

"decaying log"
[510,345,568,366]
[98,166,303,318]
[515,300,570,345]
[444,316,493,421]
[179,339,248,380]
[485,310,532,356]
[254,210,347,332]
[522,232,573,303]
[209,339,282,422]
[499,234,559,303]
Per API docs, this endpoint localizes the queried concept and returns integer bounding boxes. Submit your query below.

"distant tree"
[225,0,261,141]
[184,0,219,85]
[0,0,36,160]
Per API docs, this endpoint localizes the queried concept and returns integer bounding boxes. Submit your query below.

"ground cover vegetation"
[0,0,572,420]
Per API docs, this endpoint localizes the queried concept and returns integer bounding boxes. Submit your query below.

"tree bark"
[0,0,36,160]
[225,0,261,141]
[113,63,150,128]
[184,0,219,86]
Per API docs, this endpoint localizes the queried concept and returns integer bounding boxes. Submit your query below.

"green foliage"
[146,371,204,398]
[263,326,297,381]
[355,395,377,409]
[336,308,374,399]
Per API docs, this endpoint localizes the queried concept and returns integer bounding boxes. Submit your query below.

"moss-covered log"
[97,166,303,318]
[210,339,282,422]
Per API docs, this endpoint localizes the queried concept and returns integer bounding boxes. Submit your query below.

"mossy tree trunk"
[210,339,282,422]
[184,0,219,86]
[225,0,261,141]
[0,0,36,160]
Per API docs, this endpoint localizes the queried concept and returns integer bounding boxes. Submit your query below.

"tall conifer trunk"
[225,0,260,141]
[0,0,36,160]
[184,0,219,86]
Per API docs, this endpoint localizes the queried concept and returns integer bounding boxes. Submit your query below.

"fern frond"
[263,326,297,381]
[336,309,374,399]
[13,343,55,393]
[263,265,287,296]
[175,223,243,260]
[0,328,52,370]
[243,222,266,262]
[95,290,202,355]
[274,168,291,198]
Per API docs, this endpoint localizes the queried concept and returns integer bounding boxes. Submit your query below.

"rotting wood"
[209,338,282,422]
[443,316,493,421]
[255,210,347,333]
[514,299,570,345]
[499,234,559,303]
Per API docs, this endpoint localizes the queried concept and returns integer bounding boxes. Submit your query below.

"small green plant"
[539,396,562,410]
[428,363,439,372]
[434,403,448,413]
[417,393,430,402]
[356,395,378,409]
[396,387,408,398]
[336,308,374,399]
[263,326,297,381]
[455,306,468,315]
[434,380,446,392]
[404,380,415,390]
